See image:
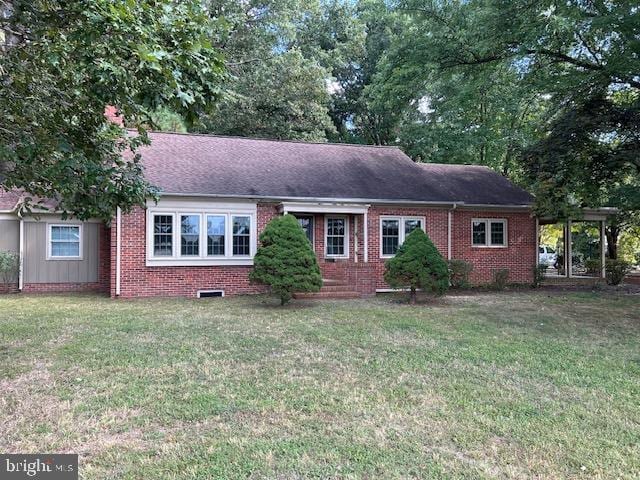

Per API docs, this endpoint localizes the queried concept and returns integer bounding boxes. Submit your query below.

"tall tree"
[197,0,362,140]
[0,0,226,220]
[372,0,639,253]
[324,0,400,145]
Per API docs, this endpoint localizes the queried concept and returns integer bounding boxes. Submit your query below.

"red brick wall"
[452,209,536,284]
[23,282,104,293]
[112,204,279,298]
[315,206,534,292]
[111,203,536,298]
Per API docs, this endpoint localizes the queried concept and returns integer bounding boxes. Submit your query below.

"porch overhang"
[538,207,618,225]
[279,202,370,215]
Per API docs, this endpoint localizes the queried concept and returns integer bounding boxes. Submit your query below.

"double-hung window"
[380,216,425,257]
[232,216,251,256]
[207,215,225,256]
[153,215,174,256]
[48,224,82,259]
[181,215,200,256]
[472,219,507,247]
[326,216,348,257]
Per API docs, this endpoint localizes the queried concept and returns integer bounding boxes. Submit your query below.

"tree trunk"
[409,287,417,305]
[605,225,619,259]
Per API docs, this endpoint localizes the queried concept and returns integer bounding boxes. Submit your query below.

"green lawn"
[0,292,638,479]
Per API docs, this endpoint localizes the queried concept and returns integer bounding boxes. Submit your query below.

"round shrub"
[249,214,322,305]
[605,259,631,286]
[383,228,449,304]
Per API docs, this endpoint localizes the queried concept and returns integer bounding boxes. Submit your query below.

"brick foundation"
[22,282,104,293]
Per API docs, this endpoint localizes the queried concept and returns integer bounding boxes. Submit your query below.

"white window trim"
[471,218,508,248]
[379,215,426,258]
[231,214,253,258]
[47,223,83,260]
[152,212,176,257]
[146,206,257,266]
[325,215,349,258]
[205,214,227,257]
[179,212,202,257]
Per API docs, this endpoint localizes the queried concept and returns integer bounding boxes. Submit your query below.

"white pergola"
[537,208,617,279]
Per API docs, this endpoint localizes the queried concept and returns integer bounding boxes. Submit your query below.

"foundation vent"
[197,290,225,298]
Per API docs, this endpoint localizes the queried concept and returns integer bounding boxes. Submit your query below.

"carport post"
[566,220,572,278]
[600,220,606,279]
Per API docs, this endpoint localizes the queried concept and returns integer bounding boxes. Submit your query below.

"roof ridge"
[417,162,494,169]
[137,129,402,151]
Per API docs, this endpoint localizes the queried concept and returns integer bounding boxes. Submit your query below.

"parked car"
[539,245,557,266]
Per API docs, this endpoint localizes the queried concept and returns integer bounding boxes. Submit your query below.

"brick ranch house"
[1,132,558,298]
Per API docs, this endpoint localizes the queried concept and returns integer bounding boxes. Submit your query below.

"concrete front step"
[293,290,362,299]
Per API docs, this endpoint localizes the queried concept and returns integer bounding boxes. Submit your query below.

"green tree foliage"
[250,214,322,305]
[196,0,363,141]
[0,0,226,220]
[371,0,639,255]
[384,229,449,304]
[201,50,334,141]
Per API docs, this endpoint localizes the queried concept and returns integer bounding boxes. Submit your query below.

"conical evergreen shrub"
[250,214,322,305]
[383,228,449,304]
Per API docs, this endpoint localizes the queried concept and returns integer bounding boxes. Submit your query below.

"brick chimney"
[104,105,124,126]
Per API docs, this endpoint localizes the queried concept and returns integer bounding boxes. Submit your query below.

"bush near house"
[0,250,19,285]
[250,214,322,305]
[584,258,602,275]
[606,259,631,286]
[384,229,449,304]
[448,259,473,288]
[492,268,510,290]
[532,264,547,288]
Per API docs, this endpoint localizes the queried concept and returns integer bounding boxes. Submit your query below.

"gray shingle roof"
[415,163,534,206]
[141,132,533,206]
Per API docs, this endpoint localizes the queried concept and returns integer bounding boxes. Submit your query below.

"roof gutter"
[158,192,534,210]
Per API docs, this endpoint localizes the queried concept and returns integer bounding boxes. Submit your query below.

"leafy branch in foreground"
[0,0,227,220]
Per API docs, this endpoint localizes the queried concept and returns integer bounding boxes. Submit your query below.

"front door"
[295,215,314,245]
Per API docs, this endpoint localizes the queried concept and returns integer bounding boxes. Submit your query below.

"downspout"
[363,209,369,263]
[115,207,121,296]
[354,215,358,263]
[447,203,457,261]
[535,217,539,267]
[18,215,24,291]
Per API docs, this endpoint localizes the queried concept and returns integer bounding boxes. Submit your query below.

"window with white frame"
[148,208,256,264]
[232,216,251,256]
[326,216,348,257]
[380,216,425,257]
[49,224,82,259]
[153,215,174,256]
[180,215,200,256]
[207,215,225,256]
[472,219,507,247]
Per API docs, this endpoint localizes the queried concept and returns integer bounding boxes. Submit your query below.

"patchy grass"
[0,292,638,479]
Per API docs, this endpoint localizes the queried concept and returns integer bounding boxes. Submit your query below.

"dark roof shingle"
[139,132,535,206]
[415,163,533,206]
[0,189,21,211]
